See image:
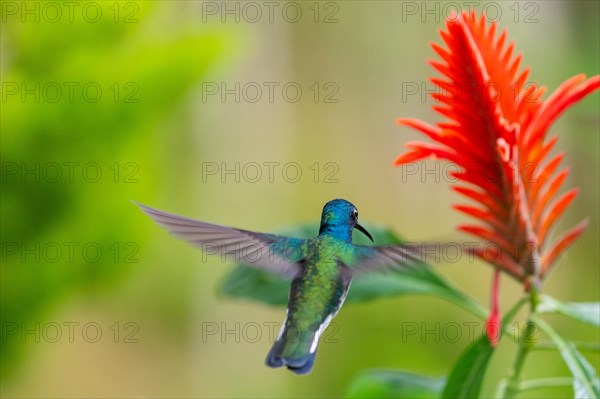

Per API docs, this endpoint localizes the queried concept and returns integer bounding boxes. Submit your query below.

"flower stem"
[533,341,600,352]
[519,377,573,391]
[499,283,540,398]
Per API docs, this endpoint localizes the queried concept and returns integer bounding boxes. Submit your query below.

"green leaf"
[348,267,487,319]
[217,264,290,305]
[217,223,486,319]
[534,316,600,398]
[441,337,494,398]
[538,295,600,327]
[442,298,526,398]
[345,370,444,399]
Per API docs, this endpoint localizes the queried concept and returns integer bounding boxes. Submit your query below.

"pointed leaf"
[538,295,600,327]
[441,337,493,398]
[534,317,600,398]
[345,370,444,399]
[442,299,526,398]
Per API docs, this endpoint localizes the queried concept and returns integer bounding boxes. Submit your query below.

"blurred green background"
[1,1,598,397]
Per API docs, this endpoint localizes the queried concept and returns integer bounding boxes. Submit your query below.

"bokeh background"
[1,1,598,398]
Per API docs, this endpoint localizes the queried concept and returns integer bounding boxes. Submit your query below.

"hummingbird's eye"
[352,210,358,220]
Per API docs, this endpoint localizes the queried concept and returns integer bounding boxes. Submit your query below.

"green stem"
[533,341,600,352]
[519,377,573,391]
[500,284,540,398]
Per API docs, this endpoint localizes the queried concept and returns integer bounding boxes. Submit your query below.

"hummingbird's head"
[319,199,374,242]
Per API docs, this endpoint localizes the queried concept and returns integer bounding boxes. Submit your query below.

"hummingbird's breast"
[285,237,352,333]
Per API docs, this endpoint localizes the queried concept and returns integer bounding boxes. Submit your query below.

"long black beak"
[354,223,374,243]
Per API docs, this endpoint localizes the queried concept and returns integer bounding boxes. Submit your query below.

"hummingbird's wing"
[345,244,425,274]
[136,203,306,278]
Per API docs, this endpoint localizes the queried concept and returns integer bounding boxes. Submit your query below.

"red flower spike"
[395,11,599,285]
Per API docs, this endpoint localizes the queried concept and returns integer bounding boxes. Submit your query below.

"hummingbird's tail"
[265,319,328,375]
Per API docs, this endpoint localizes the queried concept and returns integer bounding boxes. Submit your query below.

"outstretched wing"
[346,244,425,274]
[136,202,306,278]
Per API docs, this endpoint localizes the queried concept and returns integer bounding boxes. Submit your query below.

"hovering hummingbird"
[136,199,421,375]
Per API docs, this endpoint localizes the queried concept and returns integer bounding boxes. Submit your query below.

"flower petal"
[541,219,589,276]
[538,189,579,247]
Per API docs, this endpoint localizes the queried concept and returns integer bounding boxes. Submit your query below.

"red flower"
[395,11,598,343]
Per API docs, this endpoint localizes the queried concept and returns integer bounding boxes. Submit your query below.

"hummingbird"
[136,199,421,375]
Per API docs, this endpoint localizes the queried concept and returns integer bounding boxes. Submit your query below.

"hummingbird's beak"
[354,223,374,243]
